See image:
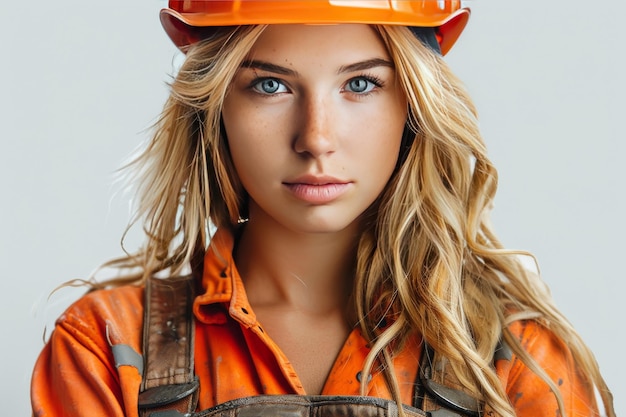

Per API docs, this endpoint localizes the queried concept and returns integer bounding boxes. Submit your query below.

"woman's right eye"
[252,78,288,95]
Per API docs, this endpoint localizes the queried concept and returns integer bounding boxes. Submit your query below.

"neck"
[234,211,359,315]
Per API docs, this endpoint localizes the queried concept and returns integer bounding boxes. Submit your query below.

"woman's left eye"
[344,76,379,94]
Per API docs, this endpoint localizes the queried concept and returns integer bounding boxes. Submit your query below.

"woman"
[31,1,614,416]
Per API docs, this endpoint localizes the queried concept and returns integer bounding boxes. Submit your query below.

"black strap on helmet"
[409,27,442,54]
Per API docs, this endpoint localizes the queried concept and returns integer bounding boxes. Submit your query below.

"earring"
[237,216,249,224]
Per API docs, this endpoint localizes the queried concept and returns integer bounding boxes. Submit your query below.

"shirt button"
[356,371,372,383]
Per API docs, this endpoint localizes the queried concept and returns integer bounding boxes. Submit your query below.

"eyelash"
[249,77,289,95]
[344,74,384,97]
[247,73,385,97]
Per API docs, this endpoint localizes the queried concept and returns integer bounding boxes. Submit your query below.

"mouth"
[283,175,352,204]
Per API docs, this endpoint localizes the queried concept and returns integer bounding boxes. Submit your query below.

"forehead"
[247,24,391,64]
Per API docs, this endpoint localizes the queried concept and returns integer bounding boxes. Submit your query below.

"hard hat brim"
[160,7,470,55]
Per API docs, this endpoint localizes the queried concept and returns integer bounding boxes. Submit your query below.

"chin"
[286,215,361,236]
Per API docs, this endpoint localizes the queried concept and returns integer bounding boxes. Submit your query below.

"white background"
[1,1,623,415]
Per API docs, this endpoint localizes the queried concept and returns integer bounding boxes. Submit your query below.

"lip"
[283,175,352,204]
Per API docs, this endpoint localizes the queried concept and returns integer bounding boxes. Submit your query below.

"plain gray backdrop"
[1,1,623,415]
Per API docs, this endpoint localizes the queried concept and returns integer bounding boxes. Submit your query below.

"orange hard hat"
[160,0,470,55]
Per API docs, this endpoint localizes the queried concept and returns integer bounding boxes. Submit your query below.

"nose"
[292,95,336,157]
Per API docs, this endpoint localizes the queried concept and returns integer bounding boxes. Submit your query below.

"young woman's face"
[222,24,407,234]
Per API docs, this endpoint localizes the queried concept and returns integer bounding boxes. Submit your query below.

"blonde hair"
[100,24,614,417]
[357,25,615,417]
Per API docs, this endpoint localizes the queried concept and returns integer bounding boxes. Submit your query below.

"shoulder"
[504,319,598,416]
[506,319,575,383]
[506,319,574,371]
[59,285,144,326]
[508,320,560,352]
[32,285,147,416]
[55,285,145,350]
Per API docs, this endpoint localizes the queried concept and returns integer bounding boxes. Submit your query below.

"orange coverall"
[31,229,598,416]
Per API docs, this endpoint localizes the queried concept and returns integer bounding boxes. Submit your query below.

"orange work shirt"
[31,229,598,416]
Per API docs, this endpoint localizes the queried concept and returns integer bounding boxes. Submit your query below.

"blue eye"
[345,77,377,94]
[253,78,287,94]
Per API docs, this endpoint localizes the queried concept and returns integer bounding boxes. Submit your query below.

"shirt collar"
[193,228,258,327]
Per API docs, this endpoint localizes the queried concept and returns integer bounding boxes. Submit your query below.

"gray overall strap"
[414,341,511,417]
[138,274,199,416]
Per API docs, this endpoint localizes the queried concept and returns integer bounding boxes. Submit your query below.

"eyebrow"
[240,58,394,77]
[337,58,394,74]
[241,60,298,76]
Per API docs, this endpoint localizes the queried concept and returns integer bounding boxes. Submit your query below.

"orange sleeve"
[505,320,599,417]
[30,287,144,417]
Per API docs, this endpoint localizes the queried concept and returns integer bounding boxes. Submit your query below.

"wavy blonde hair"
[99,24,614,417]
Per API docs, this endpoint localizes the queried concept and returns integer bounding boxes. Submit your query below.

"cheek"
[225,133,264,185]
[222,109,286,189]
[223,97,288,150]
[355,107,406,170]
[222,110,256,183]
[384,100,408,165]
